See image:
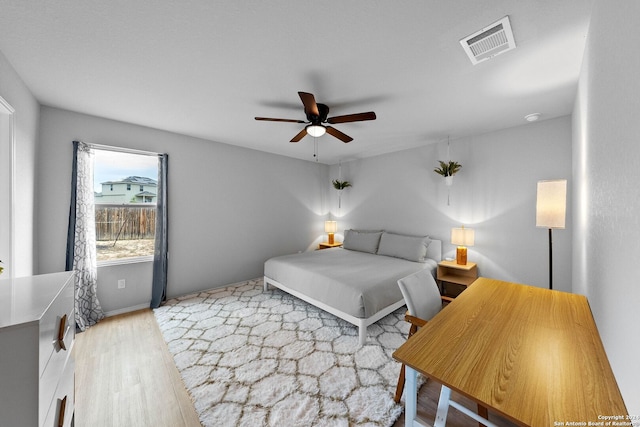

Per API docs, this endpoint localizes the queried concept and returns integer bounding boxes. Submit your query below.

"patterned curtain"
[66,140,105,331]
[151,154,168,308]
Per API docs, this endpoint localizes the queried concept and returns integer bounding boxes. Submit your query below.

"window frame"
[92,145,159,266]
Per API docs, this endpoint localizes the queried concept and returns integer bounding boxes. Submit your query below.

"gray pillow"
[377,232,431,262]
[343,229,383,254]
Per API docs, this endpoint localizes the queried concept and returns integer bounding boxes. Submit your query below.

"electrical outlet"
[118,279,126,289]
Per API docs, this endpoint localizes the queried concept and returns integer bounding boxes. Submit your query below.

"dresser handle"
[57,314,67,351]
[57,396,67,427]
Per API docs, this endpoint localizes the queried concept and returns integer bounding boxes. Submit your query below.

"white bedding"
[264,247,436,318]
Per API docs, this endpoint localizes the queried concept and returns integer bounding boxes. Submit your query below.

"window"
[93,148,158,262]
[140,185,144,191]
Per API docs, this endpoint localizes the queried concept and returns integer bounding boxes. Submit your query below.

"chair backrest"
[398,269,442,321]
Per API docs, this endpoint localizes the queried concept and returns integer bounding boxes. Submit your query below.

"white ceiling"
[0,0,592,165]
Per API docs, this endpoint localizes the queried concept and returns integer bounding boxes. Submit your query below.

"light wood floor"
[75,309,516,427]
[74,309,201,427]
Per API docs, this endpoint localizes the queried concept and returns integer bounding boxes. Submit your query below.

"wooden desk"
[393,277,628,427]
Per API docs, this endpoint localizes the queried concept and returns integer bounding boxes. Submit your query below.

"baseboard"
[104,303,150,318]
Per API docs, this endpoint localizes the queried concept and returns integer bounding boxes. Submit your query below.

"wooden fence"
[95,205,156,241]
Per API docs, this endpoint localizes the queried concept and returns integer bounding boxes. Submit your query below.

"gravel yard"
[97,238,155,261]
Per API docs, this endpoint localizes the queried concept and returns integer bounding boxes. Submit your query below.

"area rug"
[153,278,414,427]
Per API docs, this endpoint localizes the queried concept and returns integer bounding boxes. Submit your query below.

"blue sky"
[93,150,158,193]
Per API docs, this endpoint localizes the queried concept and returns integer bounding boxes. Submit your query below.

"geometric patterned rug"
[153,278,416,427]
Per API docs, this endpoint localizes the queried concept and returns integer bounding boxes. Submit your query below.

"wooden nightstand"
[436,260,478,302]
[318,242,343,250]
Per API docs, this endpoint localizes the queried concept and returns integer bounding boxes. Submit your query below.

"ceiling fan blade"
[290,128,307,143]
[298,92,319,117]
[327,111,376,124]
[255,117,306,123]
[325,126,353,143]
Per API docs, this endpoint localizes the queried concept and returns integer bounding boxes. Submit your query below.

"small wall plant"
[433,160,462,177]
[332,179,352,190]
[332,180,351,210]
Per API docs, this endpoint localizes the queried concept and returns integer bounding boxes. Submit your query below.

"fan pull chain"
[313,136,319,162]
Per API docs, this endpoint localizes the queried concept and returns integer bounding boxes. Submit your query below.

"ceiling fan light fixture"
[256,91,375,143]
[306,124,326,137]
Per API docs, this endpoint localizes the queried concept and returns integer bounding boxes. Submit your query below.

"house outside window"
[93,149,158,262]
[95,176,157,205]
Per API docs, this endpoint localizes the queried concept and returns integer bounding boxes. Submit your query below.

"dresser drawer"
[42,357,75,427]
[39,275,75,425]
[39,275,74,376]
[39,309,75,424]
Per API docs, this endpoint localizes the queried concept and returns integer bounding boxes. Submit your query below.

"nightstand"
[436,260,478,302]
[318,242,343,250]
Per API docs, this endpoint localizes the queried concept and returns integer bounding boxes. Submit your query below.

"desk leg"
[434,385,452,427]
[405,366,418,427]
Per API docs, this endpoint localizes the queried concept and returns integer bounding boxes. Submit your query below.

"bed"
[264,230,442,345]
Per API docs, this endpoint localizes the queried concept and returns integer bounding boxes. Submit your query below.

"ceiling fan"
[255,91,376,143]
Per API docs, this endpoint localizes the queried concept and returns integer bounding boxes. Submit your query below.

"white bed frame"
[263,239,442,346]
[264,276,406,346]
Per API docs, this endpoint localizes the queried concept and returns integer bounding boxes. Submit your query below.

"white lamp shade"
[536,180,567,229]
[451,227,474,246]
[307,125,326,137]
[324,221,337,233]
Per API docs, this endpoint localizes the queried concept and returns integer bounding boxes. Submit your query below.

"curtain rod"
[78,141,162,157]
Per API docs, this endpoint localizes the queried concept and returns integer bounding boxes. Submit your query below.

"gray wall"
[572,0,640,412]
[37,106,329,312]
[0,50,40,277]
[96,261,153,316]
[330,116,573,291]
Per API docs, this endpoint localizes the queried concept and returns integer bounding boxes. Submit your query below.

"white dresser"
[0,271,75,427]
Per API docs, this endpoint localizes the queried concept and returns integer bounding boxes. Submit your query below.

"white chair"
[394,269,445,403]
[394,269,489,425]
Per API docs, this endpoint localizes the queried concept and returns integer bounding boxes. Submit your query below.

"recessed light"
[525,113,542,122]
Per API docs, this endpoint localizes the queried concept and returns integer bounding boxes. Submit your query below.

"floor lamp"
[536,180,567,290]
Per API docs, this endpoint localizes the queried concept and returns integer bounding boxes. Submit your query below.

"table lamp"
[536,179,567,290]
[451,226,474,265]
[324,221,337,245]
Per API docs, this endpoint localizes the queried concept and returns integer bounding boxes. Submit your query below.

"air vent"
[460,16,516,65]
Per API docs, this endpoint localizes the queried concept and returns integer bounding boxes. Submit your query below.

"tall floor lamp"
[536,180,567,290]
